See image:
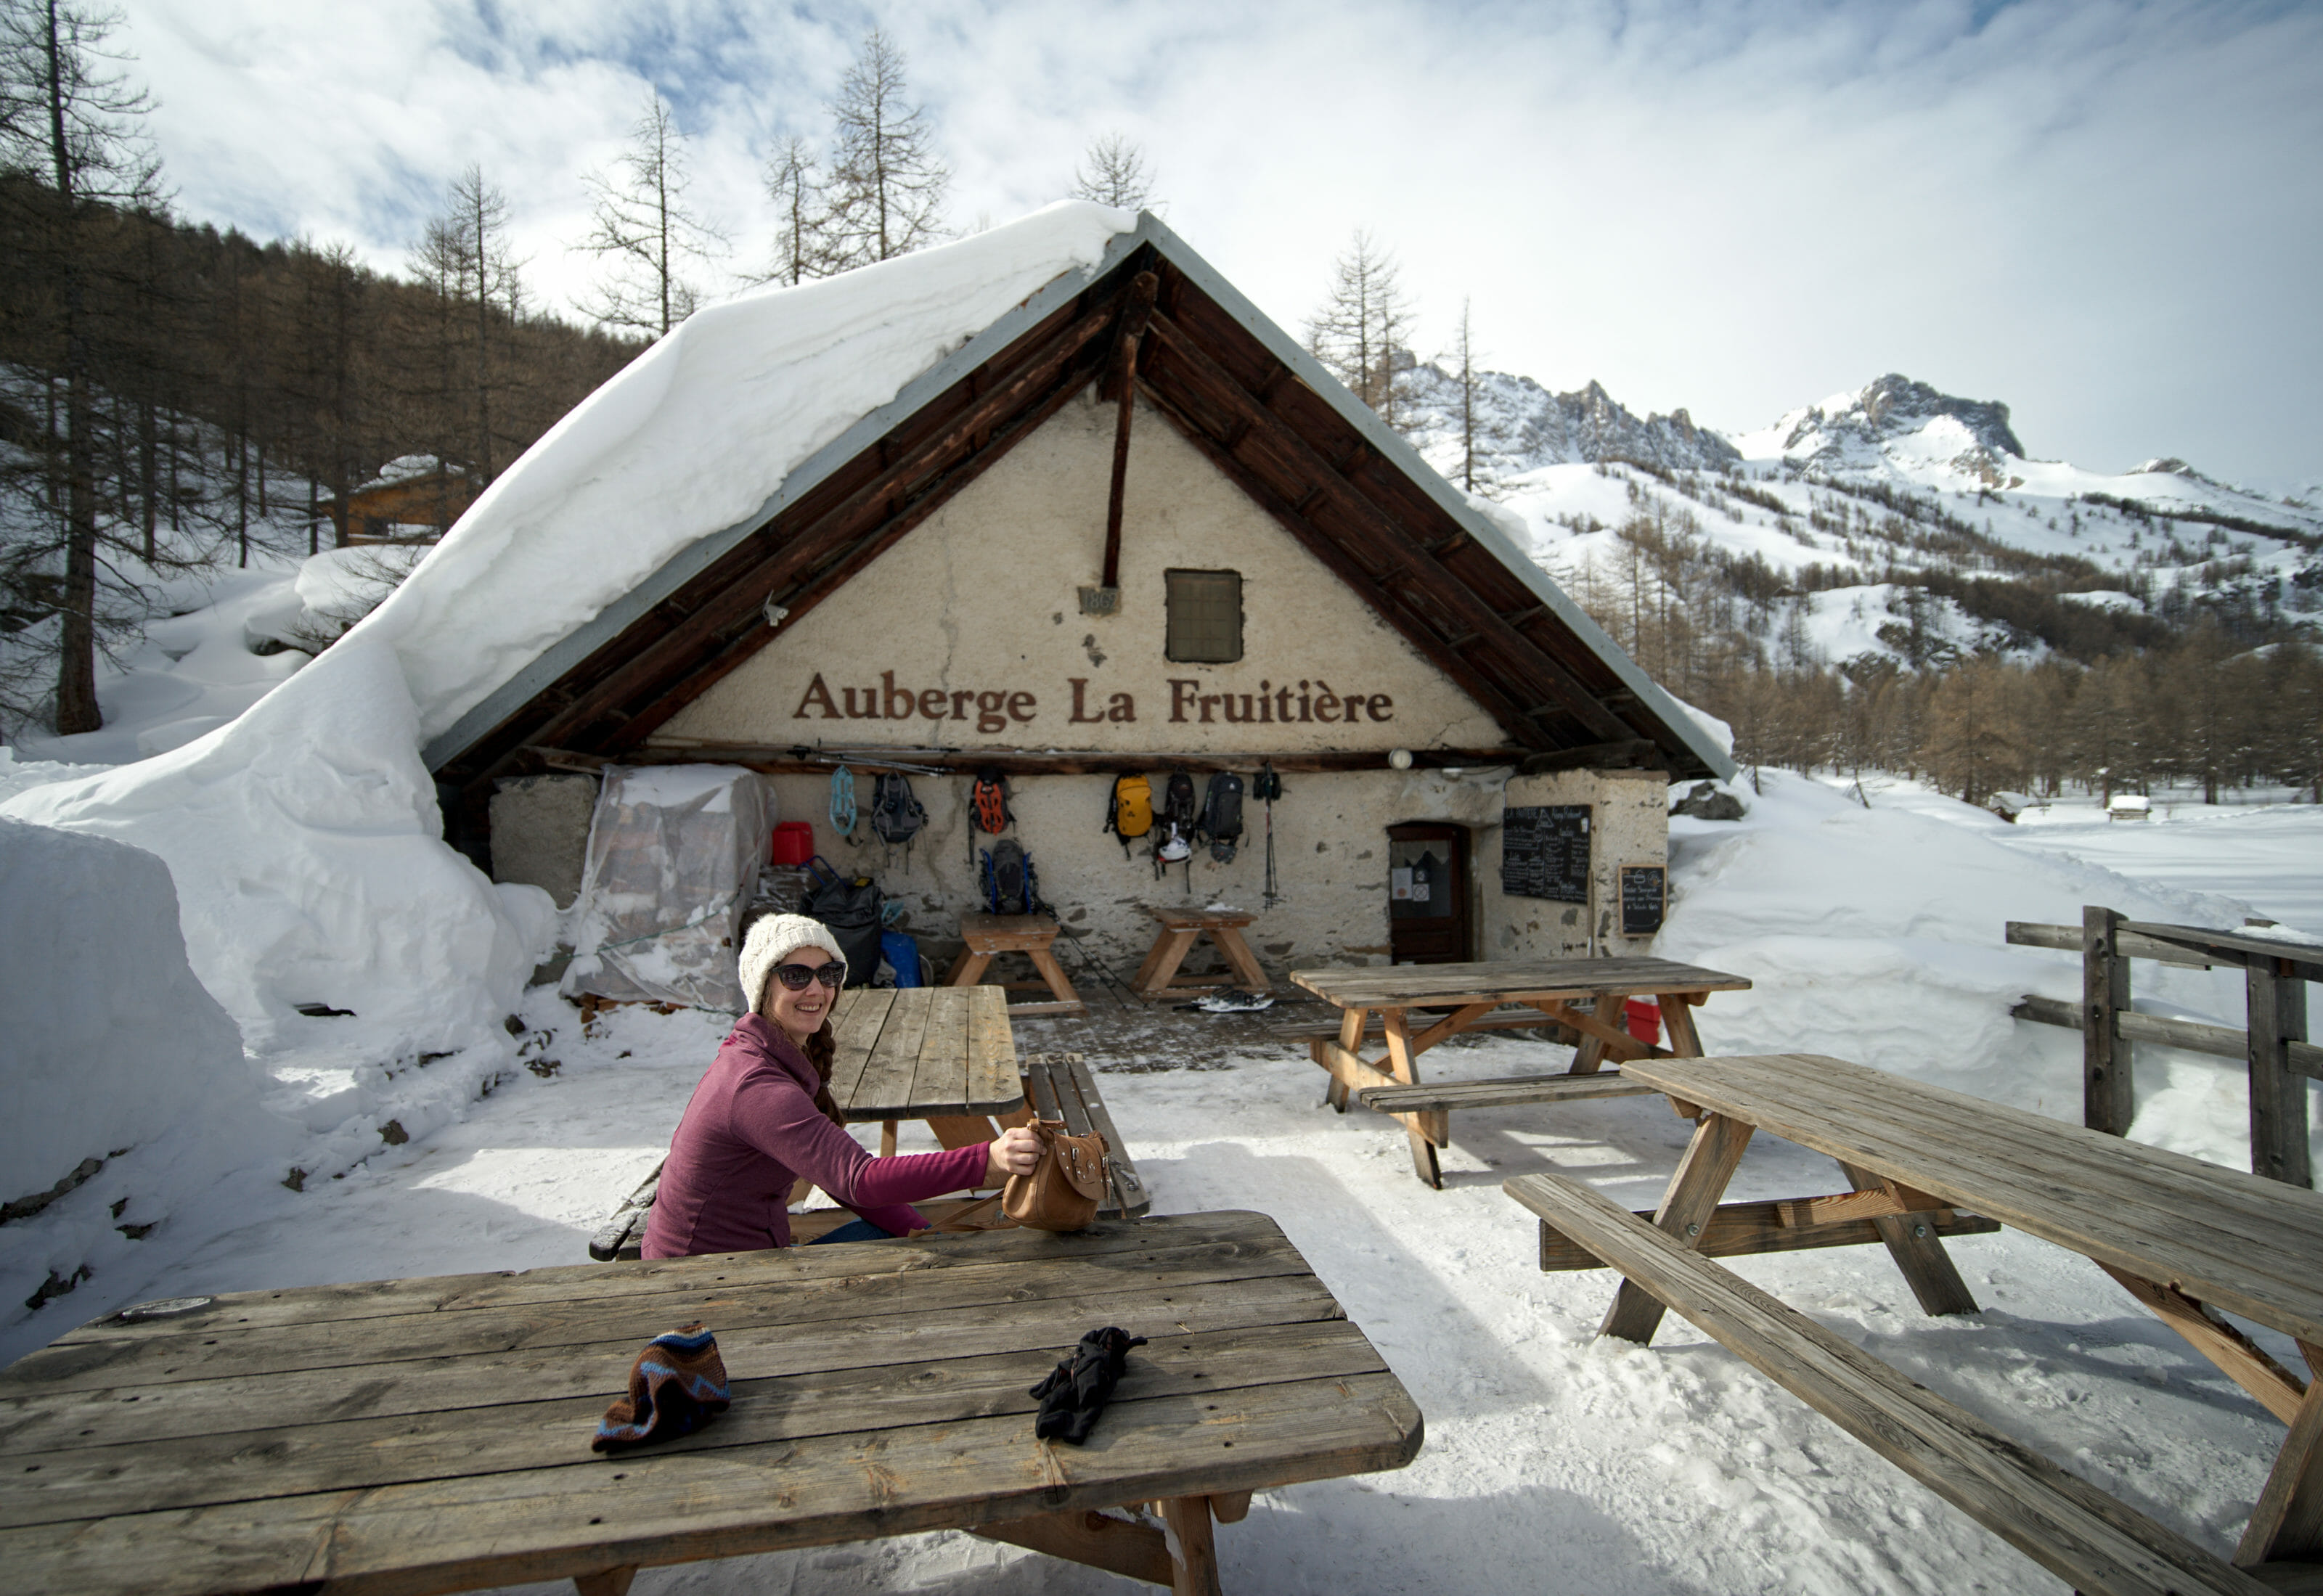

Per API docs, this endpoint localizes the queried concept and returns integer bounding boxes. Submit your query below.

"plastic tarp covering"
[562,765,769,1012]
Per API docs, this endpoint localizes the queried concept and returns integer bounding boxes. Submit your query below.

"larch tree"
[1069,132,1154,210]
[0,0,160,732]
[576,94,727,336]
[1442,298,1510,497]
[1305,229,1417,435]
[824,29,948,266]
[409,165,521,502]
[762,134,836,286]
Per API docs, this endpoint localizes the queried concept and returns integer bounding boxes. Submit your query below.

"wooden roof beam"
[1142,310,1641,747]
[1136,382,1555,751]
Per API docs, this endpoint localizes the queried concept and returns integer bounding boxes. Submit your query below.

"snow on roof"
[362,202,1134,745]
[0,203,1131,1067]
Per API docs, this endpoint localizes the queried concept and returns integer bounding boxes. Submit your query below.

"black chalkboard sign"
[1620,864,1666,936]
[1501,804,1590,903]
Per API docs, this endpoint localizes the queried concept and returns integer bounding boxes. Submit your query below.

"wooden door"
[1387,823,1471,964]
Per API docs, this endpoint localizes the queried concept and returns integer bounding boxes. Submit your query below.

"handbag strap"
[926,1193,1006,1233]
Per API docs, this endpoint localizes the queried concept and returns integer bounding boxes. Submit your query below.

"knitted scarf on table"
[592,1323,732,1451]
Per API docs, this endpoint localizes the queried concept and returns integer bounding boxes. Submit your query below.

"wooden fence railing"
[2006,908,2321,1188]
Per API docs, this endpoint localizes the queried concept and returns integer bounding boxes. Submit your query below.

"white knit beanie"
[737,913,848,1015]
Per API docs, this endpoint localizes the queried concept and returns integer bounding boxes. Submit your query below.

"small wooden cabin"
[335,457,480,545]
[428,215,1733,976]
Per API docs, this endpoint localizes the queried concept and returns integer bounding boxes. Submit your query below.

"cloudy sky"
[115,0,2322,490]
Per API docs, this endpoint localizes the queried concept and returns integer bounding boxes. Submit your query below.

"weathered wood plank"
[825,988,895,1113]
[48,1213,1277,1354]
[901,986,970,1118]
[2239,1375,2323,1566]
[1620,1055,2323,1346]
[1506,1172,2272,1596]
[1358,1072,1657,1114]
[845,987,931,1118]
[1601,1111,1754,1344]
[971,1507,1172,1586]
[0,1371,1424,1596]
[1536,1199,1999,1270]
[0,1320,1385,1531]
[1837,1159,1982,1318]
[2248,955,2314,1188]
[2086,905,2137,1135]
[2100,1264,2308,1425]
[2008,920,2219,969]
[963,986,1021,1116]
[1,1272,1343,1459]
[1291,956,1751,1012]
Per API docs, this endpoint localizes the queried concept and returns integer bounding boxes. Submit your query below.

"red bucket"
[770,822,814,865]
[1623,998,1661,1046]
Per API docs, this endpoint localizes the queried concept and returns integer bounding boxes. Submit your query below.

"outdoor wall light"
[1387,748,1413,770]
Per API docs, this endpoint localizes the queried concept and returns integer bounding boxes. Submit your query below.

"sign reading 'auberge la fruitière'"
[791,671,1397,734]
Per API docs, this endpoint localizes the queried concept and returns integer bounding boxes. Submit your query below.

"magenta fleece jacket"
[640,1012,989,1258]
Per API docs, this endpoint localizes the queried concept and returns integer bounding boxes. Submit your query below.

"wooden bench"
[947,911,1085,1016]
[1506,1171,2272,1596]
[1021,1050,1150,1218]
[1267,1007,1557,1044]
[1358,1071,1658,1115]
[1131,905,1271,1001]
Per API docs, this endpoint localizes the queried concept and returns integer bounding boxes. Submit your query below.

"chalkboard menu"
[1501,804,1591,903]
[1620,864,1667,936]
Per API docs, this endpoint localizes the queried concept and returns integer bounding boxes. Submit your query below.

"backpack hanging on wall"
[870,772,926,867]
[968,766,1012,870]
[1103,774,1153,858]
[982,838,1043,917]
[1199,772,1245,863]
[1151,769,1199,881]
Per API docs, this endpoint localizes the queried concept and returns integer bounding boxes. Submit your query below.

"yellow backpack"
[1104,774,1154,856]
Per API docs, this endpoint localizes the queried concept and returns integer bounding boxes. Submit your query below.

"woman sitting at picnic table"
[643,914,1041,1258]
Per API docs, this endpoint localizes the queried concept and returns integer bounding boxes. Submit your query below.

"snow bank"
[1657,772,2306,1171]
[346,201,1133,744]
[0,818,254,1199]
[1,637,553,1060]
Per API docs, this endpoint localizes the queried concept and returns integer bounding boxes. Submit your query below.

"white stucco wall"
[656,387,1505,755]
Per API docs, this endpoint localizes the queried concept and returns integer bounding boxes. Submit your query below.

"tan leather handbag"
[1003,1118,1110,1232]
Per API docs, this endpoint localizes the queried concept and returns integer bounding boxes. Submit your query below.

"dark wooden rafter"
[1137,308,1642,748]
[1100,271,1160,589]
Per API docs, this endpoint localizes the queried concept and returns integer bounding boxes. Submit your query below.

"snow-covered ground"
[6,769,2316,1595]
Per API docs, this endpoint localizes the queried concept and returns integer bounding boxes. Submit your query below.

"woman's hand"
[984,1126,1042,1188]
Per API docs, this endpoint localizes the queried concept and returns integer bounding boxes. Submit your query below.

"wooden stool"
[1130,904,1270,1002]
[947,911,1085,1015]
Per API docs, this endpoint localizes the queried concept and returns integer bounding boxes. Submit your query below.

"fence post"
[2246,955,2312,1187]
[2083,905,2134,1135]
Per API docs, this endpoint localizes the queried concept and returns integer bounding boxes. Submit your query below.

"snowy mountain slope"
[1416,367,2323,673]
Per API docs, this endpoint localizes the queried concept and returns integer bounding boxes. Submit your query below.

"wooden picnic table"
[1508,1052,2323,1595]
[947,909,1086,1016]
[828,984,1024,1158]
[1131,905,1272,1002]
[0,1211,1422,1596]
[1290,955,1754,1188]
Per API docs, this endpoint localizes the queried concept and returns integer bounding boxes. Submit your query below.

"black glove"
[1029,1325,1148,1444]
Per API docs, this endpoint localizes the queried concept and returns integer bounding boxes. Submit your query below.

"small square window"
[1165,569,1243,663]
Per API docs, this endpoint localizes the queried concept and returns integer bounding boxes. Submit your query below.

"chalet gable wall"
[653,387,1506,754]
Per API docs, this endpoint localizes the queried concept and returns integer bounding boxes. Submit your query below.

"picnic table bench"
[0,1211,1422,1596]
[1132,905,1272,1002]
[1507,1052,2323,1596]
[947,909,1085,1016]
[1290,955,1753,1187]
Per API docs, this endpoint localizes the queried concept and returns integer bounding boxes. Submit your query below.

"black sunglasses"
[772,961,845,991]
